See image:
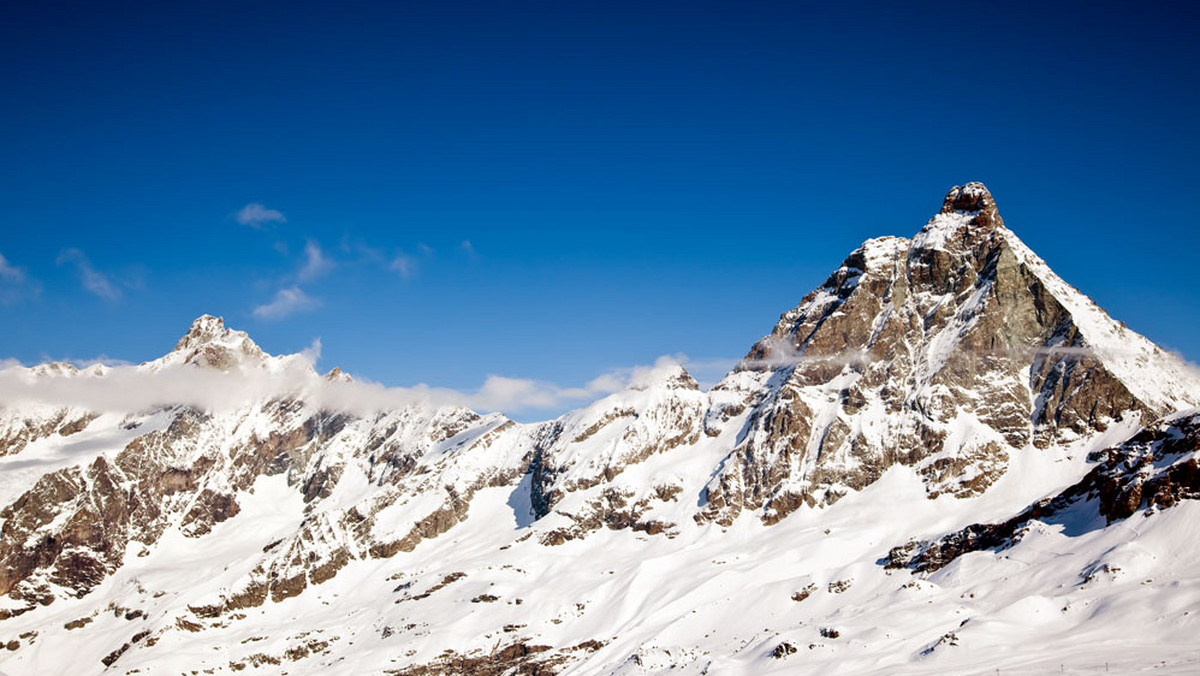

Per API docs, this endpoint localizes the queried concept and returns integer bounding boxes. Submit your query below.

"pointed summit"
[157,315,267,371]
[173,315,230,352]
[323,366,353,383]
[910,181,1005,258]
[940,181,996,215]
[629,361,699,391]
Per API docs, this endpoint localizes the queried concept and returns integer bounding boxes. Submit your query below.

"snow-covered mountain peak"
[322,366,352,383]
[627,360,699,392]
[175,314,228,347]
[147,314,272,372]
[25,361,80,377]
[172,314,261,356]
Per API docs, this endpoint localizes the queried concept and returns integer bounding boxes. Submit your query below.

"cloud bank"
[0,353,695,420]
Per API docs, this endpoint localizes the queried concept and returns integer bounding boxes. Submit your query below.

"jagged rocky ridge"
[886,408,1200,574]
[1,183,1199,675]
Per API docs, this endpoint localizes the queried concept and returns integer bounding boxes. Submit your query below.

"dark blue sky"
[3,1,1198,413]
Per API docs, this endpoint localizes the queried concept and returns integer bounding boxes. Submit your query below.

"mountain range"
[2,183,1199,674]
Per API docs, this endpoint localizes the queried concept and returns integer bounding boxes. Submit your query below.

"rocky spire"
[162,315,266,370]
[938,181,1003,232]
[908,181,1005,258]
[940,181,996,215]
[173,315,230,352]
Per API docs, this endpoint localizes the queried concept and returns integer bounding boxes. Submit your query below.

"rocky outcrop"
[888,410,1200,573]
[387,640,566,675]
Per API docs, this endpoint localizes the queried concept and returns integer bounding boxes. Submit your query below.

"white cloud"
[732,335,877,372]
[305,237,451,284]
[0,252,25,283]
[236,203,287,228]
[253,286,318,320]
[56,249,121,301]
[0,347,699,419]
[460,240,477,258]
[465,356,695,413]
[390,253,417,279]
[298,240,333,282]
[470,375,562,411]
[0,252,40,305]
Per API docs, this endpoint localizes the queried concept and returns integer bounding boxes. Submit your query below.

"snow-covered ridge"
[999,227,1200,412]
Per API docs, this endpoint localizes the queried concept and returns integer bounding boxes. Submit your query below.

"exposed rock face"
[697,183,1191,526]
[888,410,1200,573]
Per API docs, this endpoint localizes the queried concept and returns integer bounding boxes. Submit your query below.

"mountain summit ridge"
[1,183,1199,675]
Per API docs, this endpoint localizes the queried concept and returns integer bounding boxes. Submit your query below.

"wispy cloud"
[236,203,287,228]
[301,337,322,364]
[297,240,333,282]
[253,286,318,320]
[1142,345,1200,385]
[339,236,386,265]
[339,237,436,280]
[251,232,472,320]
[0,347,695,418]
[459,356,701,413]
[0,251,40,305]
[56,249,121,301]
[390,252,418,279]
[0,253,24,284]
